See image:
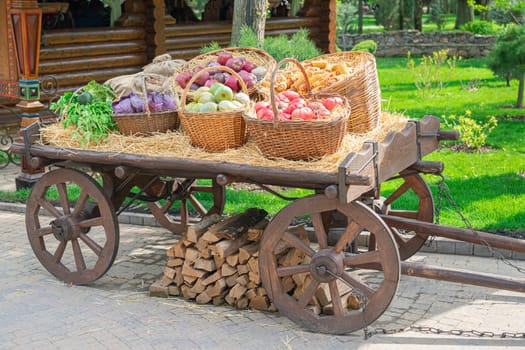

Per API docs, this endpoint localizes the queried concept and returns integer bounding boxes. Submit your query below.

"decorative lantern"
[10,6,43,105]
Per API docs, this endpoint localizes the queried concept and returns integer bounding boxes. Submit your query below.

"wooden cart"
[10,115,525,335]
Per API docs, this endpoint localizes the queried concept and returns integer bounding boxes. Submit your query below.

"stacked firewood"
[150,208,361,313]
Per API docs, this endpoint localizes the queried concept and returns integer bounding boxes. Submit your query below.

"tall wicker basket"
[178,66,250,152]
[244,58,349,161]
[302,51,381,133]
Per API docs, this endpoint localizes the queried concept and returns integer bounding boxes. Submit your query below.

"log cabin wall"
[164,0,335,60]
[38,0,149,96]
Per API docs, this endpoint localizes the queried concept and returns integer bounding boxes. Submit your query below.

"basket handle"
[269,58,312,124]
[140,77,152,117]
[180,65,249,114]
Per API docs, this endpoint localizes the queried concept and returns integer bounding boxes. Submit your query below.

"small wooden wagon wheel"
[148,178,225,234]
[375,170,434,260]
[26,168,119,285]
[259,195,400,335]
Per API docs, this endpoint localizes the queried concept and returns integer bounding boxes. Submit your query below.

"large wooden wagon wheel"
[26,168,119,285]
[148,178,225,234]
[259,195,400,335]
[374,169,434,260]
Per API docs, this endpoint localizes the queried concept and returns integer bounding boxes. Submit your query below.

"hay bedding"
[39,112,409,173]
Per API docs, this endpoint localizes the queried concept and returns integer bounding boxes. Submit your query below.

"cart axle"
[381,215,525,254]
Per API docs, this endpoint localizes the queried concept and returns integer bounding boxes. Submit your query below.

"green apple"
[198,92,215,104]
[218,100,239,111]
[187,102,203,112]
[200,101,218,112]
[234,92,250,105]
[192,86,210,101]
[209,82,224,95]
[213,85,234,102]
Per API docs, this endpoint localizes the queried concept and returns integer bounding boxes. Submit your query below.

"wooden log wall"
[39,26,147,96]
[165,17,323,60]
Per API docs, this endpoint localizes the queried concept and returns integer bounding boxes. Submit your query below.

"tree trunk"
[251,0,268,45]
[454,0,474,29]
[358,0,364,34]
[231,0,248,47]
[517,73,525,109]
[479,0,488,21]
[399,0,404,30]
[414,0,423,31]
[230,0,267,47]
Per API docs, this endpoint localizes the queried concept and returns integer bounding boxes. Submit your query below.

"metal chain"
[365,325,525,339]
[434,173,525,275]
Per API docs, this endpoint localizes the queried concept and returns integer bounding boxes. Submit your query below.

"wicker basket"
[244,58,349,161]
[301,51,381,133]
[173,47,276,96]
[179,66,250,152]
[112,79,179,136]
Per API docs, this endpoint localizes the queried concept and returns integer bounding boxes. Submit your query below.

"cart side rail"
[339,115,458,204]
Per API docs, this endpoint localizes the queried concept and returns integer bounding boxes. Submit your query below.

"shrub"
[460,20,503,35]
[203,27,322,62]
[407,49,462,96]
[442,110,498,150]
[351,40,377,54]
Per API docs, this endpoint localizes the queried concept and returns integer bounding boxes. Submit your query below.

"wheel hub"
[51,216,76,242]
[309,248,344,282]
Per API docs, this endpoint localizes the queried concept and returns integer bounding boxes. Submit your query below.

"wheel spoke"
[53,241,67,263]
[79,217,104,229]
[277,264,310,277]
[311,212,328,249]
[188,194,207,217]
[78,232,102,256]
[39,198,62,218]
[384,181,410,206]
[160,196,177,213]
[72,190,89,217]
[388,209,419,219]
[343,251,381,267]
[334,221,361,253]
[56,183,70,215]
[71,239,86,271]
[329,280,345,317]
[180,198,188,226]
[341,271,375,298]
[36,225,53,237]
[282,232,315,257]
[298,279,320,309]
[191,185,213,193]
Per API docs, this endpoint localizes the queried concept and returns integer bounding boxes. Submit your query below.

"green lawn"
[376,56,524,231]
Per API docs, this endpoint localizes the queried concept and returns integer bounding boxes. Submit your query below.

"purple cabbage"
[112,98,133,114]
[161,93,176,110]
[148,92,164,112]
[112,92,177,114]
[129,93,145,113]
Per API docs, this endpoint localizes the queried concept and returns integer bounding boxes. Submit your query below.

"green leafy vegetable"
[50,81,117,145]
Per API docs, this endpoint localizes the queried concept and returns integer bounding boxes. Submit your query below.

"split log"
[186,214,222,243]
[208,208,267,240]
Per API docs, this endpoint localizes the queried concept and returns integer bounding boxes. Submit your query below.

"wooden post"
[9,0,45,189]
